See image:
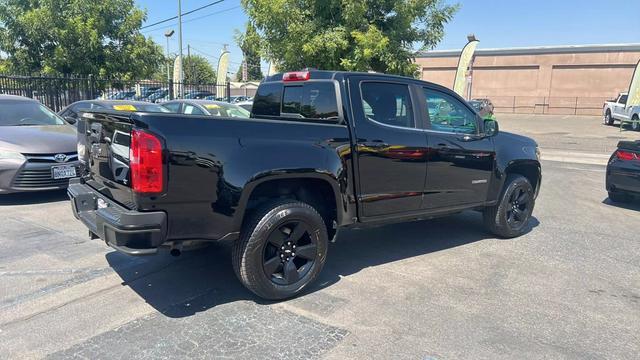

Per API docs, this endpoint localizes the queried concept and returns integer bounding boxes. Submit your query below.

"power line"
[141,0,225,30]
[141,6,242,34]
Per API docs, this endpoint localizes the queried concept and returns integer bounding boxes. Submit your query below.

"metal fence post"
[226,82,231,103]
[574,97,578,115]
[169,79,174,100]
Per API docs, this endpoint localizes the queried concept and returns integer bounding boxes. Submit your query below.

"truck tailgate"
[79,112,135,208]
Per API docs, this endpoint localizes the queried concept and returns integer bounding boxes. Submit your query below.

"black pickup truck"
[69,70,541,299]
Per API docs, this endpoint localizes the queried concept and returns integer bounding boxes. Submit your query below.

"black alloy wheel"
[233,200,328,300]
[262,220,318,286]
[505,186,532,229]
[484,174,535,238]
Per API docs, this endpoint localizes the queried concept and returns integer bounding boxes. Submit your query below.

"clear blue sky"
[136,0,640,75]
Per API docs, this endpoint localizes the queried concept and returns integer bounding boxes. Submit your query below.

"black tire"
[483,174,535,238]
[232,199,328,300]
[632,115,639,131]
[604,111,614,126]
[608,191,630,203]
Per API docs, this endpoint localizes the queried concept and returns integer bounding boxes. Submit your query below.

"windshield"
[0,100,65,126]
[203,102,251,118]
[110,103,171,113]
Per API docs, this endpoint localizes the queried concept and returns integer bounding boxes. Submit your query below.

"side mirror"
[64,116,77,125]
[484,118,499,136]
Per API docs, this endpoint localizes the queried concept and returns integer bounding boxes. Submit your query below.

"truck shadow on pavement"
[601,197,640,211]
[106,211,539,318]
[0,190,68,205]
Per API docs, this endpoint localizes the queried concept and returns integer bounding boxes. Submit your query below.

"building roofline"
[416,43,640,58]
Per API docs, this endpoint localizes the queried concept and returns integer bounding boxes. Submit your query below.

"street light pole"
[164,29,174,84]
[177,0,184,97]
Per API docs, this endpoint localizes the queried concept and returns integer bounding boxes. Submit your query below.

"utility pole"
[187,44,191,83]
[177,0,184,96]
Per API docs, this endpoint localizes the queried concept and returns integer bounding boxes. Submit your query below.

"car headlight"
[0,150,26,161]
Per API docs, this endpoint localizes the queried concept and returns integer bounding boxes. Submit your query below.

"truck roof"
[264,70,423,83]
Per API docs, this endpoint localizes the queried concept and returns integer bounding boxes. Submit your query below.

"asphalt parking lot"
[1,114,639,359]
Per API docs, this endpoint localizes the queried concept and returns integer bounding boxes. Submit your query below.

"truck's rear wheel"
[632,115,639,131]
[483,175,535,238]
[604,111,614,125]
[232,200,328,300]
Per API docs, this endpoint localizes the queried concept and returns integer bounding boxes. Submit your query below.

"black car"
[184,90,215,99]
[606,140,640,202]
[68,70,541,300]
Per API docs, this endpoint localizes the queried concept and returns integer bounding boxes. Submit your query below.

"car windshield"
[0,100,65,126]
[202,102,250,118]
[110,103,171,113]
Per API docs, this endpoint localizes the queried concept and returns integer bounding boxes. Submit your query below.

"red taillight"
[283,71,310,82]
[130,129,163,193]
[615,150,638,161]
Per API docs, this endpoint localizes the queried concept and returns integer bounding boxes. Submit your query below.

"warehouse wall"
[416,45,640,115]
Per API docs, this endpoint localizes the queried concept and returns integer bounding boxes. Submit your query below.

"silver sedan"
[0,95,80,193]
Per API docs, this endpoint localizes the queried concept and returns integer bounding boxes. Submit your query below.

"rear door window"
[281,82,339,120]
[183,104,205,115]
[360,82,415,128]
[252,82,282,117]
[163,103,181,113]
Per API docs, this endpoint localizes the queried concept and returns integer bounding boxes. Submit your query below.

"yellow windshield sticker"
[113,104,137,111]
[204,104,221,110]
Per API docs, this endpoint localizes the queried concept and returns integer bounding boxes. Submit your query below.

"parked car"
[606,140,640,202]
[68,70,541,300]
[107,91,136,101]
[147,89,169,103]
[0,95,80,193]
[59,100,170,123]
[134,86,162,101]
[162,100,250,118]
[236,99,253,112]
[603,92,640,131]
[229,95,251,103]
[468,98,495,120]
[184,90,215,99]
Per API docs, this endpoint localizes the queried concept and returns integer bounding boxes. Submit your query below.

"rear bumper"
[606,163,640,195]
[67,178,167,255]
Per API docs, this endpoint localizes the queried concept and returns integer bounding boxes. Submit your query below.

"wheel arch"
[234,172,348,240]
[504,160,541,196]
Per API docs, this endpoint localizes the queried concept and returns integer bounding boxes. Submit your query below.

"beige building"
[415,44,640,115]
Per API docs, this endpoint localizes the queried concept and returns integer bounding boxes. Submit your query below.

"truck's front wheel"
[232,200,328,300]
[483,175,535,238]
[604,111,614,125]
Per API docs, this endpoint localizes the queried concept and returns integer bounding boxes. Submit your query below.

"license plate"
[52,165,77,179]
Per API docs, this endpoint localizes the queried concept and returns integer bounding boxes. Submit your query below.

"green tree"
[0,0,164,78]
[156,54,217,84]
[241,0,458,77]
[183,54,217,84]
[234,22,263,81]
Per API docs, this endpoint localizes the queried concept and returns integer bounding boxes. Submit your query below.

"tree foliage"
[0,0,164,78]
[242,0,458,77]
[156,54,217,84]
[234,22,263,81]
[183,54,217,84]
